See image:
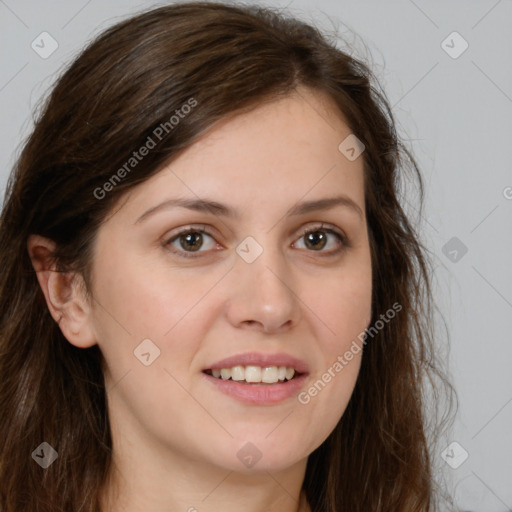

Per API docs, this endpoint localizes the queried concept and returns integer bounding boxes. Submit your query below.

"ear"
[27,234,97,349]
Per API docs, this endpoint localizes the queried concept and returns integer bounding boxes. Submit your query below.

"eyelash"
[163,223,350,260]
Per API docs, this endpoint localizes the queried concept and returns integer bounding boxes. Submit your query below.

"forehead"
[191,87,354,157]
[114,87,366,223]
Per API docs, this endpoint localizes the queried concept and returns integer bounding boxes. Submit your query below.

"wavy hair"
[0,2,457,511]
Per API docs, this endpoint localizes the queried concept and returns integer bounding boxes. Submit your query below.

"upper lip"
[204,352,309,374]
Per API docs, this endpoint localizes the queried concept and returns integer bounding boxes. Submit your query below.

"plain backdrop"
[1,1,511,510]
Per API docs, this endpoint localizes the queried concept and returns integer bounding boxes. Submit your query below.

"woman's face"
[87,86,372,473]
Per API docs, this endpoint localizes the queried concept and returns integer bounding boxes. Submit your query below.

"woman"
[0,2,457,511]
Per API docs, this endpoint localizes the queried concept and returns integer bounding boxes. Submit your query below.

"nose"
[224,242,301,334]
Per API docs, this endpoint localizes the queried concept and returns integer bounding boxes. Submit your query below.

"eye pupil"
[181,232,202,251]
[305,231,327,251]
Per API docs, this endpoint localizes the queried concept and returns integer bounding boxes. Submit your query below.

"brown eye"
[303,230,328,251]
[165,228,217,258]
[294,225,348,255]
[164,224,348,260]
[178,231,204,252]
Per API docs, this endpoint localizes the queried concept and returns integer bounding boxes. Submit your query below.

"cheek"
[92,245,216,339]
[91,250,213,429]
[89,246,224,389]
[298,267,370,436]
[307,261,372,357]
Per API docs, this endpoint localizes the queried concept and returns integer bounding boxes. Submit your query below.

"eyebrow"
[135,194,364,224]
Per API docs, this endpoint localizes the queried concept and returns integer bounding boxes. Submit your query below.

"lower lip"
[201,372,308,405]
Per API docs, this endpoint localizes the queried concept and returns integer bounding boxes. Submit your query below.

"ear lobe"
[27,234,97,349]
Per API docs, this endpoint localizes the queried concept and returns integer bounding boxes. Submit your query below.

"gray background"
[1,1,511,510]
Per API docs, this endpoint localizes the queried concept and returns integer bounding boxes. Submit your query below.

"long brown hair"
[0,2,457,511]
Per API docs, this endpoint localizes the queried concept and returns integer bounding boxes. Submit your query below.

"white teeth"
[245,366,262,382]
[231,366,245,381]
[208,365,296,383]
[261,366,278,383]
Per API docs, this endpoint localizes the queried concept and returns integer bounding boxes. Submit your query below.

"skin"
[28,86,372,512]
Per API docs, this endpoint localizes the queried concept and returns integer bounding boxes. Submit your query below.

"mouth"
[203,365,304,385]
[201,352,309,404]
